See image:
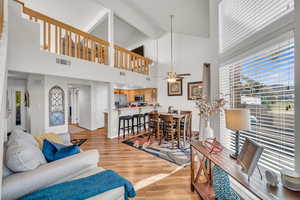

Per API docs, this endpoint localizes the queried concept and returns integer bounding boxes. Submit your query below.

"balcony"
[15,0,152,76]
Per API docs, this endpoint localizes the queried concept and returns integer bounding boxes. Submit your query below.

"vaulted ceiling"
[22,0,210,47]
[90,15,148,48]
[122,0,210,37]
[23,0,106,31]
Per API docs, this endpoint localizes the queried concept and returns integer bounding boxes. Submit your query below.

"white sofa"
[2,133,125,200]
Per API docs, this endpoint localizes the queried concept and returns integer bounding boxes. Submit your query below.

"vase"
[203,119,214,140]
[199,116,205,141]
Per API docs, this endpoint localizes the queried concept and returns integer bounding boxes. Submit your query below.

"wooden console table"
[190,141,300,200]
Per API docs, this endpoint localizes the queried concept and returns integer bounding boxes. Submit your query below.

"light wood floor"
[71,128,199,200]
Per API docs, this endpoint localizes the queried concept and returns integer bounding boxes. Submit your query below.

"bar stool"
[118,115,133,139]
[132,114,144,134]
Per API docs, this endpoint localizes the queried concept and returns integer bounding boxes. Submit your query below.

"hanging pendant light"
[167,15,177,83]
[165,15,191,82]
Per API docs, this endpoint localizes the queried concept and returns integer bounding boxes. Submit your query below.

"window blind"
[220,32,295,172]
[219,0,294,53]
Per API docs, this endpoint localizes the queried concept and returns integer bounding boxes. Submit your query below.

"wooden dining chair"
[148,112,160,141]
[180,111,192,140]
[159,114,177,148]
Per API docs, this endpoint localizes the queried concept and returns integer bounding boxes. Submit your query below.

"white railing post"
[108,10,114,67]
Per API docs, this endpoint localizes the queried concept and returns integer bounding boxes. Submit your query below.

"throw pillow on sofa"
[6,143,47,172]
[8,128,39,148]
[42,139,80,162]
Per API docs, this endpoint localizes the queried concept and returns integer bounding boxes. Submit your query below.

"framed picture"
[238,138,264,181]
[167,79,182,96]
[187,81,203,100]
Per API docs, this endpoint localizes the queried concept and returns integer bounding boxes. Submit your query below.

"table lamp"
[225,109,250,159]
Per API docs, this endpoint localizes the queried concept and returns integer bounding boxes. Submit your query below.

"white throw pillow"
[2,143,13,177]
[2,164,13,177]
[8,128,39,148]
[6,143,47,172]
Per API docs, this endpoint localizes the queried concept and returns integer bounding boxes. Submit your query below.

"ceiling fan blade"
[176,73,191,77]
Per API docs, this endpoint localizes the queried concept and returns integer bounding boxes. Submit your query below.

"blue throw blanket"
[20,170,136,200]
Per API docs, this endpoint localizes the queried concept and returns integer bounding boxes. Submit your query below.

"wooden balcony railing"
[21,6,109,65]
[114,45,152,75]
[15,0,152,75]
[0,0,4,38]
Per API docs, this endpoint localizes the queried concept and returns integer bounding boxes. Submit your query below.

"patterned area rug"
[122,133,191,166]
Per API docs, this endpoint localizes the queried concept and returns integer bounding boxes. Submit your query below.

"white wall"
[78,85,92,129]
[154,32,218,132]
[7,2,156,89]
[126,0,219,135]
[27,74,45,135]
[0,0,9,195]
[91,82,109,130]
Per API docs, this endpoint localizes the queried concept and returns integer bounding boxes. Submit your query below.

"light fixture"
[225,109,250,159]
[167,72,176,83]
[167,15,175,83]
[165,15,191,82]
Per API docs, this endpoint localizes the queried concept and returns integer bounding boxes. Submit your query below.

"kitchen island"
[110,105,159,138]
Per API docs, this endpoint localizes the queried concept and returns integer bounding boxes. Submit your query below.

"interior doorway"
[68,87,79,124]
[7,83,27,132]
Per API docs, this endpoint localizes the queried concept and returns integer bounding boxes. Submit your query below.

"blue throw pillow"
[42,139,80,162]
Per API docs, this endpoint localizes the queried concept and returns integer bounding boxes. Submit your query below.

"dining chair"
[159,114,177,148]
[148,113,160,141]
[180,111,192,140]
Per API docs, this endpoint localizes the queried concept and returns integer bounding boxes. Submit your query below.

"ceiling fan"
[164,15,191,83]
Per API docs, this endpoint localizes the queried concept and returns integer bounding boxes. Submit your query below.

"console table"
[190,141,300,200]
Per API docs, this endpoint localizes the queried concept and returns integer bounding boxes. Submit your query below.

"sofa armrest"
[2,150,99,200]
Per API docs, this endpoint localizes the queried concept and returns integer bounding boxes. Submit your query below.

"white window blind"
[219,0,294,53]
[220,32,295,171]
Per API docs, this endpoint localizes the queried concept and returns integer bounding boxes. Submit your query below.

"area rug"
[71,139,88,146]
[69,125,86,134]
[122,133,191,166]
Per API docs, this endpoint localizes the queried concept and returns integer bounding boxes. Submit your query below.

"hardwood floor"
[71,128,199,200]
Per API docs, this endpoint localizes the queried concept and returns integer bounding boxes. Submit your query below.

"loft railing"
[0,0,3,38]
[14,0,152,75]
[114,45,152,75]
[19,3,109,65]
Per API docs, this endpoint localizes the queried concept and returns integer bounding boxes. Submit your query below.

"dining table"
[156,112,187,148]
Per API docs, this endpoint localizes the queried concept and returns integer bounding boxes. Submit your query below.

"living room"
[0,0,300,200]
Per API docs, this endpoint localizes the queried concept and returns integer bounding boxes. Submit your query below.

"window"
[49,86,65,126]
[220,33,295,171]
[219,0,294,53]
